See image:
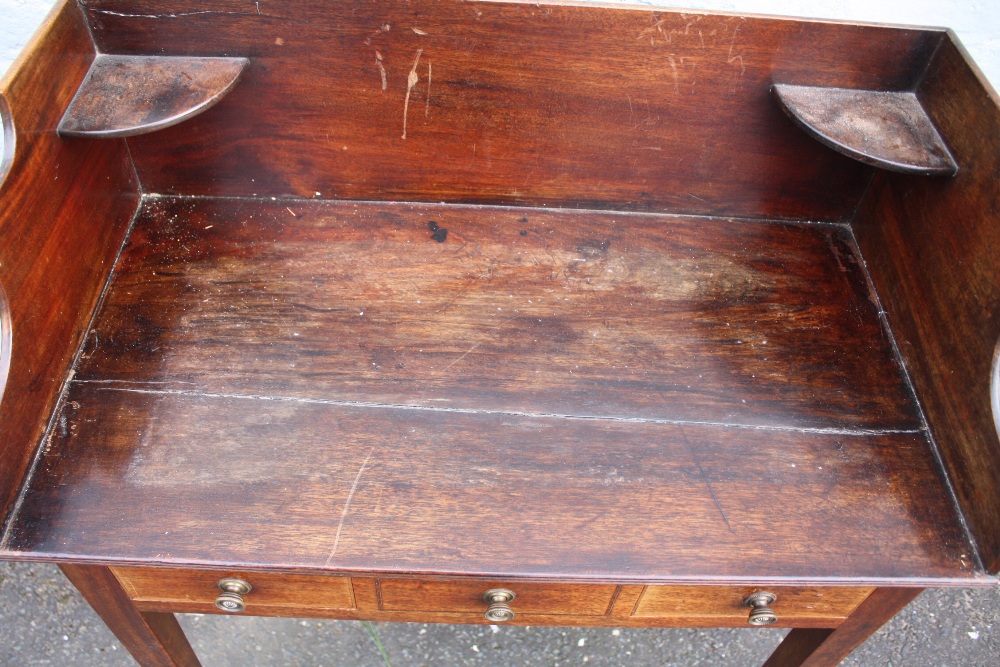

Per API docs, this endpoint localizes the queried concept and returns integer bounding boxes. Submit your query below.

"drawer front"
[632,586,874,623]
[111,567,355,611]
[379,579,617,617]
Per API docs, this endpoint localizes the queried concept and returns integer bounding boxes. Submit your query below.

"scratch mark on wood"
[668,54,679,93]
[679,425,735,534]
[375,51,387,91]
[727,21,746,76]
[440,316,517,372]
[402,49,424,139]
[426,61,432,117]
[88,8,304,22]
[440,341,484,373]
[412,27,428,36]
[325,446,376,566]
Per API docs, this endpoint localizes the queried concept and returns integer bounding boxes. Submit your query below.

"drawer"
[111,567,355,613]
[378,579,617,617]
[631,586,875,625]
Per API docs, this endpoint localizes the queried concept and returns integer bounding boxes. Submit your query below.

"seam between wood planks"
[74,384,925,437]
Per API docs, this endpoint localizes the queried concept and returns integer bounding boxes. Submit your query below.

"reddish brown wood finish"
[0,0,139,538]
[377,579,615,615]
[773,85,957,175]
[0,4,996,667]
[60,564,202,667]
[853,33,1000,573]
[109,567,874,630]
[632,586,872,624]
[58,55,249,138]
[81,0,940,219]
[760,588,922,667]
[112,567,356,610]
[72,199,918,431]
[6,374,974,582]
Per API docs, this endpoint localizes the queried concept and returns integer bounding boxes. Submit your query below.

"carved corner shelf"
[1,2,998,667]
[58,54,248,138]
[773,83,958,176]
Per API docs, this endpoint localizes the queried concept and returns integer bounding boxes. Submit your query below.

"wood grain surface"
[123,577,872,629]
[80,0,941,219]
[71,198,919,431]
[378,579,615,614]
[631,585,872,622]
[0,0,139,539]
[6,382,977,583]
[58,55,249,138]
[853,34,1000,574]
[112,567,356,610]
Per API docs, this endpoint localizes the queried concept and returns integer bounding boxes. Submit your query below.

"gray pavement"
[1,561,997,666]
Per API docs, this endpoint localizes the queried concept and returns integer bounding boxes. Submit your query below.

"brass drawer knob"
[743,592,778,626]
[482,588,516,622]
[215,578,252,613]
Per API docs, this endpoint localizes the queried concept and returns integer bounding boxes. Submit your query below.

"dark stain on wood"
[428,220,448,243]
[69,197,919,431]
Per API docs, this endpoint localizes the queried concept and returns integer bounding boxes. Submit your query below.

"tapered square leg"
[762,587,922,667]
[60,564,202,667]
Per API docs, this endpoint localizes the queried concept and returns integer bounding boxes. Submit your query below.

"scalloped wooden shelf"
[58,55,248,138]
[773,84,958,176]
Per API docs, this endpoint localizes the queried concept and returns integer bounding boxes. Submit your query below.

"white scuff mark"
[324,446,376,565]
[402,49,424,139]
[727,20,746,76]
[364,23,391,46]
[668,53,679,93]
[375,51,387,91]
[425,61,432,117]
[88,8,301,22]
[412,27,428,35]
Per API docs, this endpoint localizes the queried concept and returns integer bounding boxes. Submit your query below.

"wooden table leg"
[761,587,923,667]
[59,564,202,667]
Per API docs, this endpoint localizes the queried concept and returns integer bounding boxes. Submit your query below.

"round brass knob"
[482,588,516,622]
[215,578,252,613]
[743,592,778,626]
